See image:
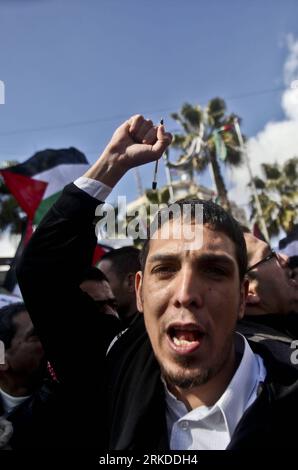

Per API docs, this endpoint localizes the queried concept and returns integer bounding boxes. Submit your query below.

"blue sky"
[0,0,298,207]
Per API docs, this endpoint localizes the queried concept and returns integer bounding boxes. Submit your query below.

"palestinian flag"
[93,243,112,265]
[0,148,113,293]
[0,147,89,225]
[217,123,235,133]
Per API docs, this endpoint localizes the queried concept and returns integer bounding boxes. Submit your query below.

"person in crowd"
[0,302,49,447]
[243,230,298,316]
[98,246,141,326]
[17,115,298,449]
[239,230,298,341]
[0,299,114,449]
[0,303,45,411]
[80,266,119,318]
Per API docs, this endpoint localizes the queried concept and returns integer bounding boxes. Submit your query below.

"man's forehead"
[148,225,236,260]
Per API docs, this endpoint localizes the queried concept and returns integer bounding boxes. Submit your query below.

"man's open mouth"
[166,323,205,355]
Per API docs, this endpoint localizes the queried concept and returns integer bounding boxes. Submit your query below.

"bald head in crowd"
[98,246,141,326]
[243,231,298,316]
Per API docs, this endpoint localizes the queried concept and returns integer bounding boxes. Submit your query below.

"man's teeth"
[173,336,197,346]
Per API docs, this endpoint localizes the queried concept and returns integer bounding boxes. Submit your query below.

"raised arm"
[17,115,171,384]
[84,114,172,186]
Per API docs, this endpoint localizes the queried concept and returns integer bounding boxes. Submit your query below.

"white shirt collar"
[215,333,266,437]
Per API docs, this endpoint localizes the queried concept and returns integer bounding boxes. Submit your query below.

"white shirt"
[163,333,266,450]
[74,176,112,201]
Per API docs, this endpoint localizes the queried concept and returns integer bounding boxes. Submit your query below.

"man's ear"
[127,273,135,293]
[135,271,144,313]
[238,278,249,320]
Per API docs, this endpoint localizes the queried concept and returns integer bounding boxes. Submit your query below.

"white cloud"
[282,86,298,121]
[284,34,298,85]
[229,36,298,213]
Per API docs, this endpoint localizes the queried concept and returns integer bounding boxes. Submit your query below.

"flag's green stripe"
[34,191,62,225]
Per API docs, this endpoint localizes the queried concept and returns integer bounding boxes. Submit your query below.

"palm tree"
[170,98,244,211]
[249,157,298,237]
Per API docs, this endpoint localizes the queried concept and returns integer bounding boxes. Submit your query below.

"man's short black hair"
[140,198,247,281]
[99,246,141,279]
[0,302,27,349]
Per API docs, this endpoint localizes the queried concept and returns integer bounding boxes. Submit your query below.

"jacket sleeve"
[17,183,121,385]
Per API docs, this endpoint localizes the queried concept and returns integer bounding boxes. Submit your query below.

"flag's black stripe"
[7,147,88,177]
[279,225,298,248]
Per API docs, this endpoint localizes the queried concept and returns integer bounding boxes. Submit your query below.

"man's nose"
[173,265,203,310]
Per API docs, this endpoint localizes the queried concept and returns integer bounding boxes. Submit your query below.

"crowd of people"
[0,115,298,450]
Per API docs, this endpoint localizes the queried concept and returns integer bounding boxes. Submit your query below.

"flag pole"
[162,150,174,203]
[233,118,270,243]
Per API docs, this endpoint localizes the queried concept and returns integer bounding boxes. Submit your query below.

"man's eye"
[203,266,228,277]
[152,265,177,276]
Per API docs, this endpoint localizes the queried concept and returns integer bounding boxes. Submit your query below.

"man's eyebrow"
[197,253,235,266]
[148,253,179,263]
[148,252,235,266]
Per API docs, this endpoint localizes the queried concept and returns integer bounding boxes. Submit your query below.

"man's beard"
[159,335,235,391]
[160,358,213,390]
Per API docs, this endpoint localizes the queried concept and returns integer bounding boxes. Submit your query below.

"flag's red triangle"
[24,219,34,244]
[0,170,47,220]
[92,244,109,265]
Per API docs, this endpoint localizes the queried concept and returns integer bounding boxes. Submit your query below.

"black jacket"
[240,314,298,340]
[237,318,298,369]
[1,379,63,449]
[17,184,298,449]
